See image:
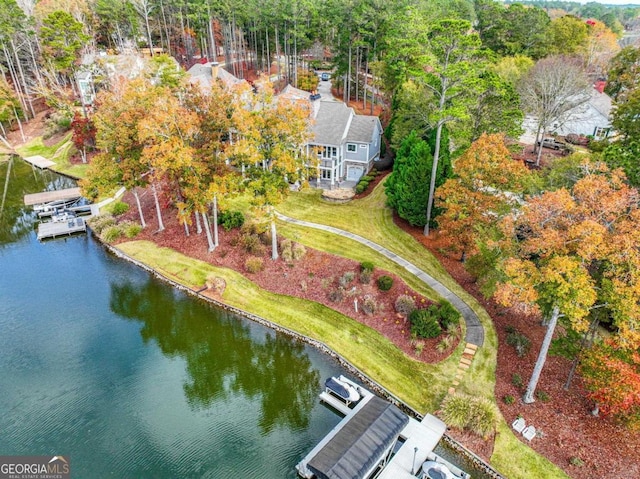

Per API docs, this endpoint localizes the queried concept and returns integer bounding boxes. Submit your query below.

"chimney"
[211,62,219,79]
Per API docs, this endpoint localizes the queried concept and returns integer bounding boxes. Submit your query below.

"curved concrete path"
[276,212,484,347]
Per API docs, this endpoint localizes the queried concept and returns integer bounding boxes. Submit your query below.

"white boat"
[420,454,471,479]
[324,376,360,403]
[50,210,77,223]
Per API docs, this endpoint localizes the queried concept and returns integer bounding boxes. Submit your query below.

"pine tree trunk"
[132,188,146,228]
[523,305,560,404]
[424,121,443,236]
[152,183,164,231]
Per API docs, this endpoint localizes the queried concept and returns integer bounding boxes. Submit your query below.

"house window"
[321,169,331,180]
[594,126,610,139]
[347,144,357,152]
[321,146,337,159]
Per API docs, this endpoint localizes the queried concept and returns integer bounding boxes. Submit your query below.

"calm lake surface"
[0,158,346,478]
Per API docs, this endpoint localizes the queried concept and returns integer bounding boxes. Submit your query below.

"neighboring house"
[187,61,250,92]
[306,100,382,186]
[521,85,613,142]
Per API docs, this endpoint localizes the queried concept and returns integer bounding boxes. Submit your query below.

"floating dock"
[37,217,87,240]
[297,376,448,479]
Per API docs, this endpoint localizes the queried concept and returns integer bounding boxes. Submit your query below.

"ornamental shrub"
[355,183,367,194]
[377,275,393,291]
[101,224,123,242]
[244,256,264,273]
[88,214,116,234]
[122,221,142,238]
[109,201,130,216]
[360,261,374,272]
[395,295,416,316]
[362,296,377,315]
[438,301,461,329]
[339,271,355,288]
[218,210,245,231]
[359,269,372,284]
[241,234,264,255]
[292,242,307,260]
[441,393,497,438]
[409,307,442,339]
[506,330,531,357]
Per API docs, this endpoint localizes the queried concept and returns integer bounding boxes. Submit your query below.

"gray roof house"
[307,100,383,187]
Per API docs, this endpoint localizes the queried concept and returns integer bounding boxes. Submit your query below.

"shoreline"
[101,235,505,479]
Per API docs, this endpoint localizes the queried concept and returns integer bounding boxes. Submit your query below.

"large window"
[321,169,332,180]
[347,143,357,152]
[320,146,337,159]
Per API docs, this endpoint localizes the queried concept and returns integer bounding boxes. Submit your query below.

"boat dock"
[297,376,448,479]
[24,187,82,207]
[37,217,87,240]
[23,155,56,170]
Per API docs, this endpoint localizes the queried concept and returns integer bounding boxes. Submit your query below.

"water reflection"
[110,279,319,435]
[0,157,76,245]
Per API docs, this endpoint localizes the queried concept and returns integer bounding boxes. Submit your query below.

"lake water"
[0,157,490,479]
[0,157,346,478]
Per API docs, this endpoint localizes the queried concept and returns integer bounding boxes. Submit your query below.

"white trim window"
[321,169,332,180]
[347,143,357,152]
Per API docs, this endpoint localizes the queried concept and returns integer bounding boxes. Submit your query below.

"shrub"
[360,261,374,272]
[101,224,123,242]
[339,271,355,288]
[503,395,515,405]
[506,330,532,357]
[88,214,116,234]
[511,373,524,389]
[218,210,245,230]
[569,457,585,467]
[109,201,130,216]
[395,295,416,316]
[377,275,394,291]
[292,242,307,260]
[241,234,264,255]
[329,287,344,303]
[122,221,142,238]
[355,183,367,194]
[361,296,377,315]
[259,230,272,246]
[409,307,442,339]
[438,301,461,329]
[436,335,455,352]
[358,270,371,284]
[536,390,551,402]
[244,256,264,273]
[440,393,497,438]
[362,175,375,182]
[281,246,294,262]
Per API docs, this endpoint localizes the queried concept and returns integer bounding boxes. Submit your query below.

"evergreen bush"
[377,275,394,291]
[409,307,442,338]
[360,261,374,272]
[506,330,532,357]
[438,301,461,329]
[218,210,245,230]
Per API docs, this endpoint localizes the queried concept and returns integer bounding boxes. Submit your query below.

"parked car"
[321,72,330,81]
[537,137,573,154]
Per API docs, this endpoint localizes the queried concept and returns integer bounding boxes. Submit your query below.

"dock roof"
[307,396,409,479]
[24,187,82,206]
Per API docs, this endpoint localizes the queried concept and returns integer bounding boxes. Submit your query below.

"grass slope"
[117,240,458,412]
[17,134,88,179]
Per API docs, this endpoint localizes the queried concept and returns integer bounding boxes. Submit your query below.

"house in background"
[521,84,613,143]
[307,100,382,187]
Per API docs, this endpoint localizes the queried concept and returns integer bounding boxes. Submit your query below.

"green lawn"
[277,180,568,479]
[16,133,89,179]
[117,240,460,412]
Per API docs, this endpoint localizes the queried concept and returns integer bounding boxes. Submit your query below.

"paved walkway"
[275,212,484,347]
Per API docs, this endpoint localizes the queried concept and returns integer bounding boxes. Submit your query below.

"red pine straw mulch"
[393,213,640,479]
[114,187,461,364]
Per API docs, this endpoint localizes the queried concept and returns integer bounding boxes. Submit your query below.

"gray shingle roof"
[346,115,378,143]
[307,396,409,479]
[311,101,353,146]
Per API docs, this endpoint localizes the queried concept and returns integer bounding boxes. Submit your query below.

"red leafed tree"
[71,112,96,163]
[580,340,640,424]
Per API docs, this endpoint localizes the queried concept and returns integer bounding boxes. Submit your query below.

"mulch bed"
[114,187,461,365]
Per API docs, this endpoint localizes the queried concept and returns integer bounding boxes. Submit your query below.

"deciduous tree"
[496,162,640,403]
